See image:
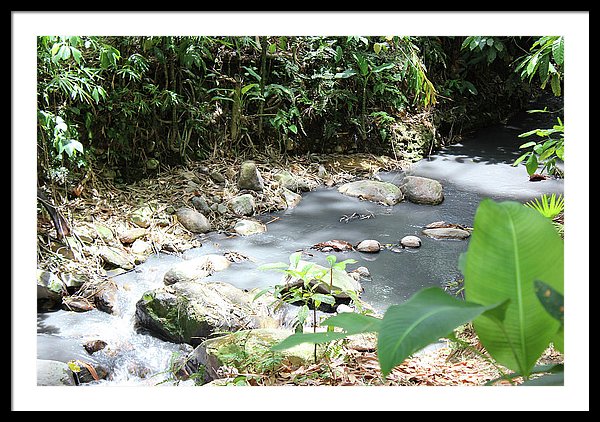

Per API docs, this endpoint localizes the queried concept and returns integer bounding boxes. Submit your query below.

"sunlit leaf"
[464,200,563,377]
[377,287,506,376]
[525,153,538,175]
[334,69,356,79]
[552,36,564,66]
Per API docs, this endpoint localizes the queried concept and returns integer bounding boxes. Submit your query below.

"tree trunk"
[231,78,242,145]
[257,36,268,141]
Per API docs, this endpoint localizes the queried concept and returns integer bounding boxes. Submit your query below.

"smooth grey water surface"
[36,108,564,385]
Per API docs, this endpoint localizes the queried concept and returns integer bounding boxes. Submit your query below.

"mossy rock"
[134,281,282,346]
[338,180,403,206]
[400,176,444,205]
[191,328,326,382]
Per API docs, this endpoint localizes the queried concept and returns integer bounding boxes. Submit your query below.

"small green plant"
[256,252,359,362]
[524,193,564,237]
[524,193,564,219]
[513,111,564,177]
[325,255,357,292]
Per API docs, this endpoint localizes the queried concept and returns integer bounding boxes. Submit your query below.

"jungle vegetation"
[37,35,563,190]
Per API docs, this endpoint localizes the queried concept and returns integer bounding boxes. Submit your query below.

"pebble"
[400,235,422,248]
[336,304,354,314]
[355,239,381,253]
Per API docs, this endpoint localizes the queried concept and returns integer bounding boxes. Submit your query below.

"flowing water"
[36,107,564,386]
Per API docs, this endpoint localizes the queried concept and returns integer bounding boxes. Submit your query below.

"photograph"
[12,10,589,412]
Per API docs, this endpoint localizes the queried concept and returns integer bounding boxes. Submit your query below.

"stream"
[36,107,564,386]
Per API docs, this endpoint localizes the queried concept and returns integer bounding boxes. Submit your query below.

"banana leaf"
[463,200,563,377]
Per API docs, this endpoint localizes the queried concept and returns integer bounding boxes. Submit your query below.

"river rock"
[400,235,422,248]
[119,227,147,245]
[60,272,87,290]
[98,246,134,270]
[84,339,108,354]
[282,188,302,208]
[273,170,311,192]
[399,176,444,205]
[237,161,264,191]
[135,281,286,346]
[191,195,212,215]
[210,171,226,184]
[229,194,256,216]
[37,359,76,386]
[351,266,371,279]
[336,304,354,314]
[345,332,378,352]
[185,328,325,383]
[179,169,202,185]
[37,269,64,311]
[73,362,109,384]
[94,224,114,242]
[163,254,231,285]
[76,278,119,314]
[338,180,403,206]
[233,219,267,236]
[282,260,362,300]
[176,207,211,233]
[355,239,381,253]
[131,239,152,255]
[130,204,156,228]
[422,227,471,240]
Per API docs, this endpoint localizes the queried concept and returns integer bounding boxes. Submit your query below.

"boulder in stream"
[422,227,471,240]
[273,170,311,193]
[37,359,76,386]
[134,281,289,346]
[355,239,382,253]
[233,219,267,236]
[163,254,231,285]
[400,235,422,248]
[281,188,302,208]
[399,176,444,205]
[338,180,403,206]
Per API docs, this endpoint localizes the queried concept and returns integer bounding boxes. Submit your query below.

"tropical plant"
[256,252,333,332]
[461,36,510,66]
[525,193,564,219]
[513,111,564,177]
[271,199,564,384]
[514,36,564,96]
[524,193,565,237]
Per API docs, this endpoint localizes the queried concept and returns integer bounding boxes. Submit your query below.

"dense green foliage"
[514,112,564,177]
[37,35,548,188]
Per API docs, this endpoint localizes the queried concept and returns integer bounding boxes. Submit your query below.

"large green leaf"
[552,36,564,66]
[463,200,563,377]
[376,287,506,376]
